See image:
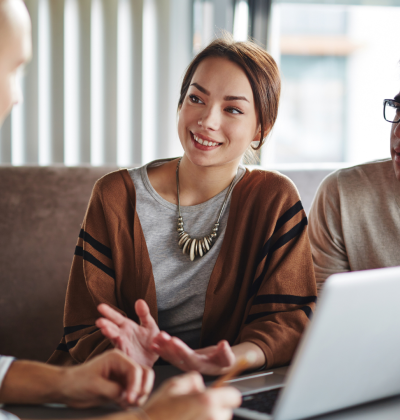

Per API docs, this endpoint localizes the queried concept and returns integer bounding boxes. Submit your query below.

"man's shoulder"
[320,158,393,192]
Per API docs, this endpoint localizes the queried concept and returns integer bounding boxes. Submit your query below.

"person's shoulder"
[337,158,391,177]
[240,167,300,199]
[321,158,392,190]
[235,168,301,219]
[92,169,133,197]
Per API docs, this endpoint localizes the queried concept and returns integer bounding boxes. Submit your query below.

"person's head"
[0,0,31,127]
[177,35,280,169]
[385,92,400,180]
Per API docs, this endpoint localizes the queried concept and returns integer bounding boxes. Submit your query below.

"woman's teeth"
[193,134,219,147]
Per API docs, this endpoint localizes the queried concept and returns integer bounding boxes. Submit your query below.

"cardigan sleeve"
[235,177,317,369]
[308,171,350,291]
[48,175,123,365]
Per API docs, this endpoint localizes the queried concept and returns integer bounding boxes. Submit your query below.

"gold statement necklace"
[176,158,236,261]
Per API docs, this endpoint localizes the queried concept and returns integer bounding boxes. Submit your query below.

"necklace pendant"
[175,158,234,262]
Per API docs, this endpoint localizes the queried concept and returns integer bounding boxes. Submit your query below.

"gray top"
[128,159,245,349]
[308,158,400,290]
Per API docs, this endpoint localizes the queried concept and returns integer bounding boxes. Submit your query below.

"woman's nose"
[199,106,220,131]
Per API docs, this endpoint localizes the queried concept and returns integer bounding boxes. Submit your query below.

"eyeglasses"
[383,99,400,123]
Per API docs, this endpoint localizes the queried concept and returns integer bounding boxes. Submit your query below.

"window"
[264,0,400,165]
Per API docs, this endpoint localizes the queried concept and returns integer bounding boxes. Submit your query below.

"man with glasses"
[308,94,400,291]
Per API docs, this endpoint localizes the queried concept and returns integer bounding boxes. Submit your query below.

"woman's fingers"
[97,304,128,327]
[213,340,236,367]
[152,334,235,374]
[171,338,201,370]
[95,317,121,339]
[153,334,206,371]
[135,299,159,332]
[152,333,182,364]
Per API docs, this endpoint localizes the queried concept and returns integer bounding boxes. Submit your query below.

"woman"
[49,35,317,375]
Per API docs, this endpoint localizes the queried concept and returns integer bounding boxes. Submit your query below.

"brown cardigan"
[48,168,317,367]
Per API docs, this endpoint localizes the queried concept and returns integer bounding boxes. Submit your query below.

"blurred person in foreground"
[0,1,241,419]
[309,95,400,292]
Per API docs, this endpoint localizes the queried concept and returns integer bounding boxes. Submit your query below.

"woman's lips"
[190,132,221,150]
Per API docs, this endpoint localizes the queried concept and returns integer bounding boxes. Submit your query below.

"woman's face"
[0,0,31,127]
[177,56,259,169]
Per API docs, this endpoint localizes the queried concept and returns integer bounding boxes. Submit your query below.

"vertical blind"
[0,0,192,166]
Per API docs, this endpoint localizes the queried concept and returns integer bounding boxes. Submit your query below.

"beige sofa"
[0,165,334,362]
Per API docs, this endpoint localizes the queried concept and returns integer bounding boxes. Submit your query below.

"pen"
[211,351,257,388]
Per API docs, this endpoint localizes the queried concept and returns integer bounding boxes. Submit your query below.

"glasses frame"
[383,99,400,123]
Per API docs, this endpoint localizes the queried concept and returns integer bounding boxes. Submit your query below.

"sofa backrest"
[0,166,116,361]
[0,165,334,361]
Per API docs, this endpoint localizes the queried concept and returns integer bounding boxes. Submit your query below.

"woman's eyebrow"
[394,94,400,102]
[224,95,249,102]
[190,82,210,95]
[190,83,249,103]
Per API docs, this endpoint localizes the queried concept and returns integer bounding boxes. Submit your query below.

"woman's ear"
[252,125,271,142]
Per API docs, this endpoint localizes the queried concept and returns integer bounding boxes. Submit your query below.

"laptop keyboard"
[240,387,282,414]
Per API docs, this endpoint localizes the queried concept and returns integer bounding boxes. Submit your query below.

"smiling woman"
[0,0,31,126]
[49,35,317,376]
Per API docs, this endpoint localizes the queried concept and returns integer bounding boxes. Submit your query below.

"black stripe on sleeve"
[64,324,95,336]
[256,201,304,267]
[256,237,272,268]
[56,342,69,352]
[245,305,314,324]
[249,217,308,299]
[79,229,112,259]
[75,246,116,279]
[274,201,303,234]
[300,306,313,319]
[270,216,308,255]
[253,294,317,306]
[65,327,100,351]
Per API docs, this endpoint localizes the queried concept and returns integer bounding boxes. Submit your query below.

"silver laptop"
[232,266,400,419]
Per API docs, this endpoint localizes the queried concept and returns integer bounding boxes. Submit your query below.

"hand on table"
[96,301,160,367]
[0,349,153,408]
[61,349,154,408]
[141,371,241,420]
[151,332,236,376]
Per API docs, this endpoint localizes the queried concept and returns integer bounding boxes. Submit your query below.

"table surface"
[4,365,400,420]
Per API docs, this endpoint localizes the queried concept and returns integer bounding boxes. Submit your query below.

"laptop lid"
[273,266,400,420]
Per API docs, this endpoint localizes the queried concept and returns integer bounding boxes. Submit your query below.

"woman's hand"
[151,332,236,376]
[141,371,242,420]
[96,301,160,367]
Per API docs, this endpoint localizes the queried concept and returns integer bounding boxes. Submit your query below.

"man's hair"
[178,33,281,150]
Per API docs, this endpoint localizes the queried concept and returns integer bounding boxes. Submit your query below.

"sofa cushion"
[0,166,117,361]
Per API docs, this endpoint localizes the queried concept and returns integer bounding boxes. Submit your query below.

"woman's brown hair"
[178,34,281,150]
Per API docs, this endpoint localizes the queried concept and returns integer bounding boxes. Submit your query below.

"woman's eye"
[226,107,243,115]
[189,95,203,104]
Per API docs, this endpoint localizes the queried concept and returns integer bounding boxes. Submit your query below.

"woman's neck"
[177,155,240,206]
[146,155,241,207]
